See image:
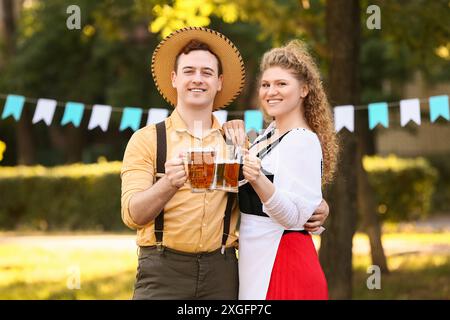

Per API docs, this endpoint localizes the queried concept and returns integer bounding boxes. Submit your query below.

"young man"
[120,27,329,300]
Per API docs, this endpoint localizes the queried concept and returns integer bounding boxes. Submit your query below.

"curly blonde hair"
[260,40,339,185]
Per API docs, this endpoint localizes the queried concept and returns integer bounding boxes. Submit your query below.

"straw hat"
[151,27,245,110]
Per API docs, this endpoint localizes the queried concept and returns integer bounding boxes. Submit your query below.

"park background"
[0,0,449,299]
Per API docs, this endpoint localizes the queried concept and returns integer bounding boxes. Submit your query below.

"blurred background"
[0,0,449,299]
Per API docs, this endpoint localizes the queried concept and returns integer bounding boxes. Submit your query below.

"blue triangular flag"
[2,95,25,121]
[61,102,85,127]
[368,102,389,129]
[120,107,143,131]
[429,95,449,122]
[244,110,263,133]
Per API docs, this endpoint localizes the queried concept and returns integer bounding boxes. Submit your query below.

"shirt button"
[199,244,203,248]
[203,223,207,227]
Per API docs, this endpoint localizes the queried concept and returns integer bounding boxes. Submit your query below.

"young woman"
[224,40,338,300]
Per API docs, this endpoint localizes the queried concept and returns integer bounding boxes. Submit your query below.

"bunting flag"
[1,93,448,134]
[400,99,421,126]
[147,108,169,125]
[429,95,449,122]
[32,98,57,126]
[61,102,85,127]
[334,105,354,132]
[244,110,263,132]
[1,95,25,121]
[88,104,112,131]
[368,102,389,129]
[120,107,143,131]
[213,110,228,126]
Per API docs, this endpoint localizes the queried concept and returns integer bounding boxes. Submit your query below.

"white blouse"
[238,123,324,300]
[258,123,323,230]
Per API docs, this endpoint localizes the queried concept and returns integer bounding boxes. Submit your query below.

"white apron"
[238,213,285,300]
[237,124,324,300]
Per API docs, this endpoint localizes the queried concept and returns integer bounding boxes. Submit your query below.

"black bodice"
[238,129,291,218]
[238,172,273,217]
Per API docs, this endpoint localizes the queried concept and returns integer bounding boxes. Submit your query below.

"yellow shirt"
[120,109,239,253]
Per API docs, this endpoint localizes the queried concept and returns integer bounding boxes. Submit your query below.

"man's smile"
[188,88,207,92]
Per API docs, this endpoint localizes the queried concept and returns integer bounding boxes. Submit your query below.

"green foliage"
[0,140,5,162]
[426,154,450,213]
[360,0,450,104]
[0,0,163,107]
[0,161,124,231]
[364,155,438,221]
[0,155,443,231]
[150,0,240,37]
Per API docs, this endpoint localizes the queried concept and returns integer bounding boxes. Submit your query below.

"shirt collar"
[170,108,223,136]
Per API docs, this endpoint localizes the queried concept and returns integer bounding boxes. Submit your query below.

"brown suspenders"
[153,120,235,254]
[154,121,166,252]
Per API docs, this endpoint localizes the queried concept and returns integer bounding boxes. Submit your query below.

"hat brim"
[151,27,245,111]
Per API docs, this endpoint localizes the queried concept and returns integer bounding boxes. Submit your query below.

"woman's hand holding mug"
[242,149,262,184]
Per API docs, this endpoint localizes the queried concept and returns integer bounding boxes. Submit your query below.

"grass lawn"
[353,253,449,299]
[0,244,137,299]
[0,232,448,299]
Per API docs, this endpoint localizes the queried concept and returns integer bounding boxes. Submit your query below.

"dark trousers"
[132,246,239,300]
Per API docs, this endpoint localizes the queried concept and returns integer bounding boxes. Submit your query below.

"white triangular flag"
[213,110,228,126]
[334,105,354,132]
[400,98,421,126]
[88,104,112,131]
[146,108,169,126]
[32,98,57,126]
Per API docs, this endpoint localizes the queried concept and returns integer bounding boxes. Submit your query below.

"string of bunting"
[0,93,448,133]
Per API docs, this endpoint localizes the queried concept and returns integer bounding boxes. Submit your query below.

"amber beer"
[186,148,216,192]
[215,160,240,192]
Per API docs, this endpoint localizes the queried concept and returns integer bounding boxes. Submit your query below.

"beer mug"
[213,145,247,193]
[185,147,216,193]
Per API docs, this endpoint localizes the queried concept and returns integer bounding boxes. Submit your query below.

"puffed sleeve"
[262,129,323,229]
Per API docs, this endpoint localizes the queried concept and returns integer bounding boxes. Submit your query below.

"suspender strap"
[221,136,237,255]
[154,120,167,251]
[256,130,292,160]
[153,124,237,254]
[155,120,167,180]
[249,128,274,149]
[221,192,236,254]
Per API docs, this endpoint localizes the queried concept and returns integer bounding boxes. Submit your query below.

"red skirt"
[266,232,328,300]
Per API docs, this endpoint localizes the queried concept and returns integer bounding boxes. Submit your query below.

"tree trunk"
[1,0,15,56]
[357,160,389,273]
[65,126,84,163]
[319,0,360,299]
[16,107,36,165]
[48,124,85,163]
[356,110,389,273]
[237,56,258,110]
[1,0,36,165]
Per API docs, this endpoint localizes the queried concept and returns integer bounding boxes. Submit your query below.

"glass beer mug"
[213,145,247,193]
[185,147,216,193]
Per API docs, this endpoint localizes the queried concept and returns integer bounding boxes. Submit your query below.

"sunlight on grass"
[0,245,137,299]
[353,253,450,299]
[0,232,448,299]
[353,232,450,244]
